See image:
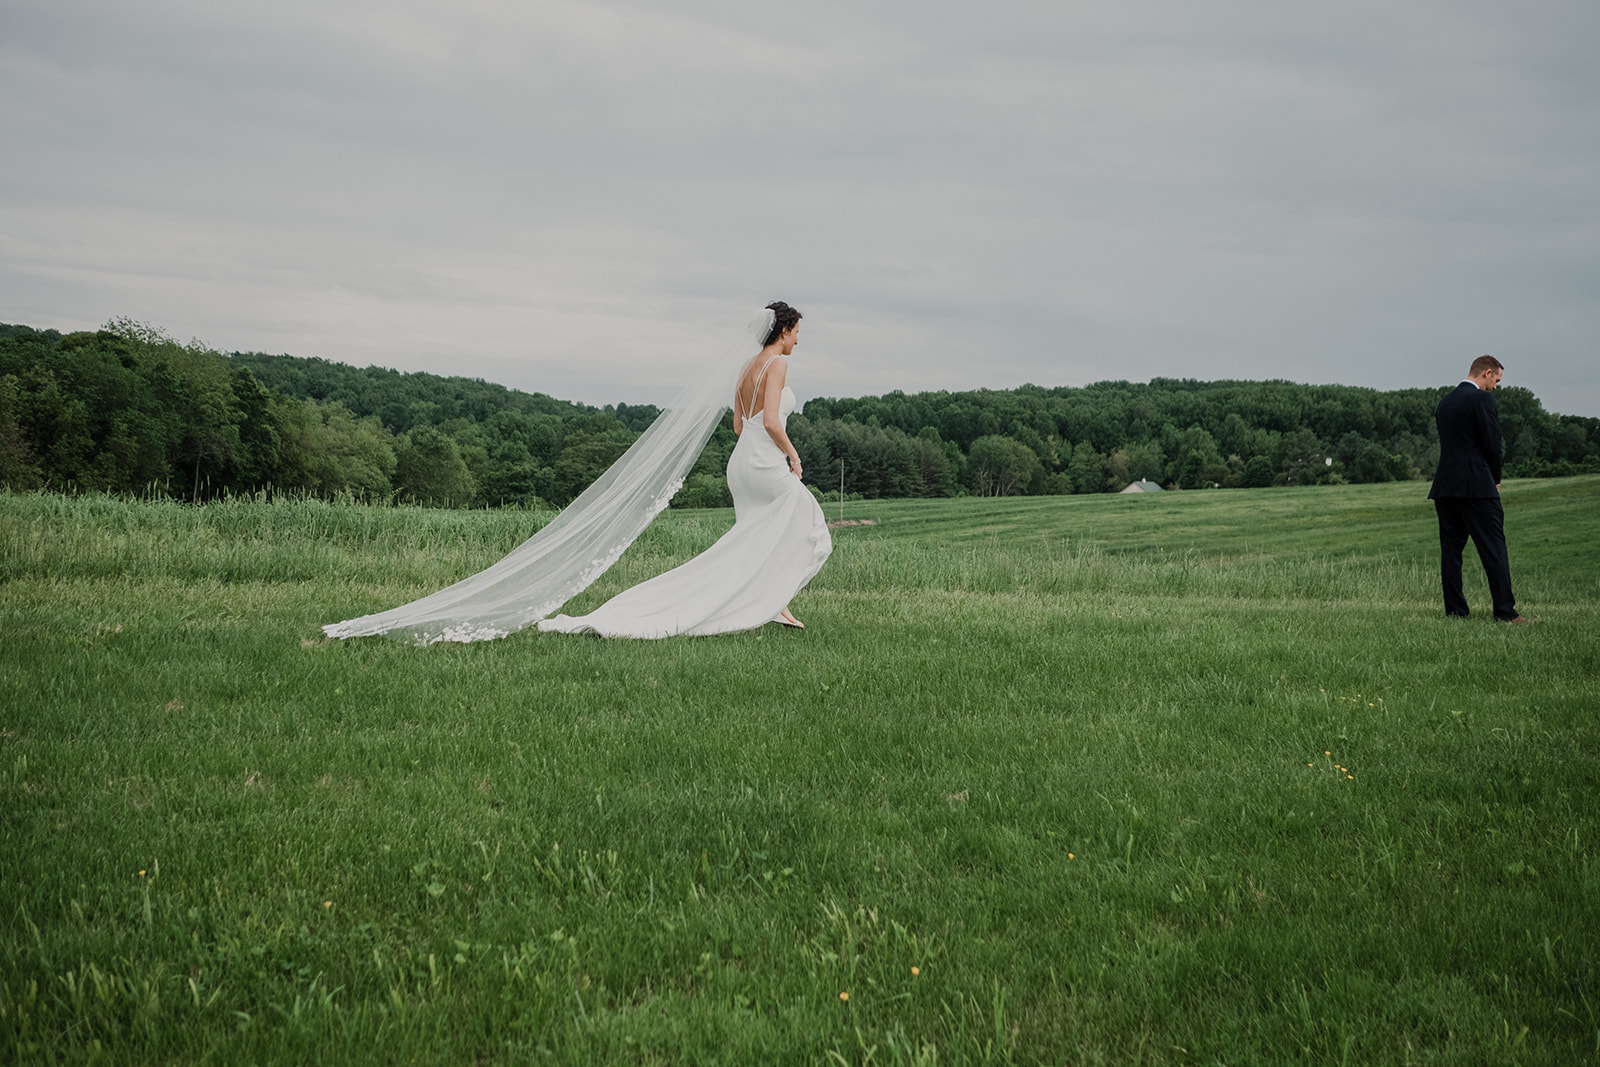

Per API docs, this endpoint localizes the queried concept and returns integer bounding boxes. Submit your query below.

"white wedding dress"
[538,363,831,639]
[322,308,823,646]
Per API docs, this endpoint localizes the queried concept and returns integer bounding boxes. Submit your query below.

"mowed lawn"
[2,477,1597,1065]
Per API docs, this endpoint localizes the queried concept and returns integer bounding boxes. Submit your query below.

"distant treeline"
[3,320,1597,508]
[0,321,672,508]
[794,376,1600,498]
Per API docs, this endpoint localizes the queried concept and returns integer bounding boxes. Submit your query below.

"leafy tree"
[146,343,245,502]
[549,426,634,505]
[610,402,662,433]
[394,426,477,507]
[675,473,733,508]
[1010,425,1056,490]
[968,435,1042,497]
[273,399,396,498]
[1124,440,1166,483]
[1278,428,1329,486]
[1494,387,1549,468]
[1,328,176,492]
[913,428,957,498]
[1066,440,1107,494]
[1241,455,1276,488]
[477,440,546,508]
[1349,444,1410,484]
[1104,449,1133,491]
[223,369,281,494]
[1167,426,1226,489]
[0,374,43,489]
[789,416,948,500]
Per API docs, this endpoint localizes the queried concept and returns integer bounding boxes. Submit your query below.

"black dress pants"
[1434,496,1517,620]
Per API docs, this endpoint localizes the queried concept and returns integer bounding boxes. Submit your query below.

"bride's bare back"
[736,354,786,421]
[732,323,803,483]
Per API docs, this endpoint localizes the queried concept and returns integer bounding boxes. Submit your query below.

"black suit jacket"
[1429,382,1503,499]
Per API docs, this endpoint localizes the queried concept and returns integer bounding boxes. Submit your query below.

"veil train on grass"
[322,309,776,646]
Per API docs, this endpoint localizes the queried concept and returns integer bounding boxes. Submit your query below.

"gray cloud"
[3,0,1596,413]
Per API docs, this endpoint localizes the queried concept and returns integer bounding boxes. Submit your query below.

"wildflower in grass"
[839,992,849,1001]
[324,901,332,908]
[1067,853,1075,859]
[911,967,920,976]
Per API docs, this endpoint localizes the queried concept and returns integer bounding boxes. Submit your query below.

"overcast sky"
[3,0,1597,415]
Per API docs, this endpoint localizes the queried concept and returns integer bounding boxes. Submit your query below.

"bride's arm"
[761,358,803,478]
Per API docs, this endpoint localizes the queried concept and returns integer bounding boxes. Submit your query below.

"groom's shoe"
[1501,614,1540,625]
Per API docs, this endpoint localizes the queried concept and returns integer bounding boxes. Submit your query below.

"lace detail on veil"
[323,314,773,646]
[518,475,686,627]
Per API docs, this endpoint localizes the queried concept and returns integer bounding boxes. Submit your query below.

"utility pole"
[839,458,845,522]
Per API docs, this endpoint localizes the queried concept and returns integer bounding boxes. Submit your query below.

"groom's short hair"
[1470,355,1504,376]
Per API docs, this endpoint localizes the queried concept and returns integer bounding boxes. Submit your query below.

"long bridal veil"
[323,308,777,645]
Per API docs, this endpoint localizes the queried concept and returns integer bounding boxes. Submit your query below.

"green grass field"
[3,477,1598,1065]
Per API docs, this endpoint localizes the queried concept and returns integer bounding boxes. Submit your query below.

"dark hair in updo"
[762,301,802,346]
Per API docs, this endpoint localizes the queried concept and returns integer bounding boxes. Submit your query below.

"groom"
[1428,355,1533,623]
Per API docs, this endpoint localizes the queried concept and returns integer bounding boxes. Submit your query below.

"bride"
[323,302,832,644]
[540,302,830,636]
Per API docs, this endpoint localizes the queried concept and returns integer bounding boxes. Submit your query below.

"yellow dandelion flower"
[839,992,849,1001]
[324,901,333,908]
[138,870,146,877]
[1325,751,1331,756]
[911,966,920,976]
[1068,853,1076,859]
[1347,775,1354,780]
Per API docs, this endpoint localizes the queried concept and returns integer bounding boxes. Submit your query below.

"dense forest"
[3,320,1597,508]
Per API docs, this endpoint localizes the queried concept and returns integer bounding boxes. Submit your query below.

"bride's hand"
[789,456,803,478]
